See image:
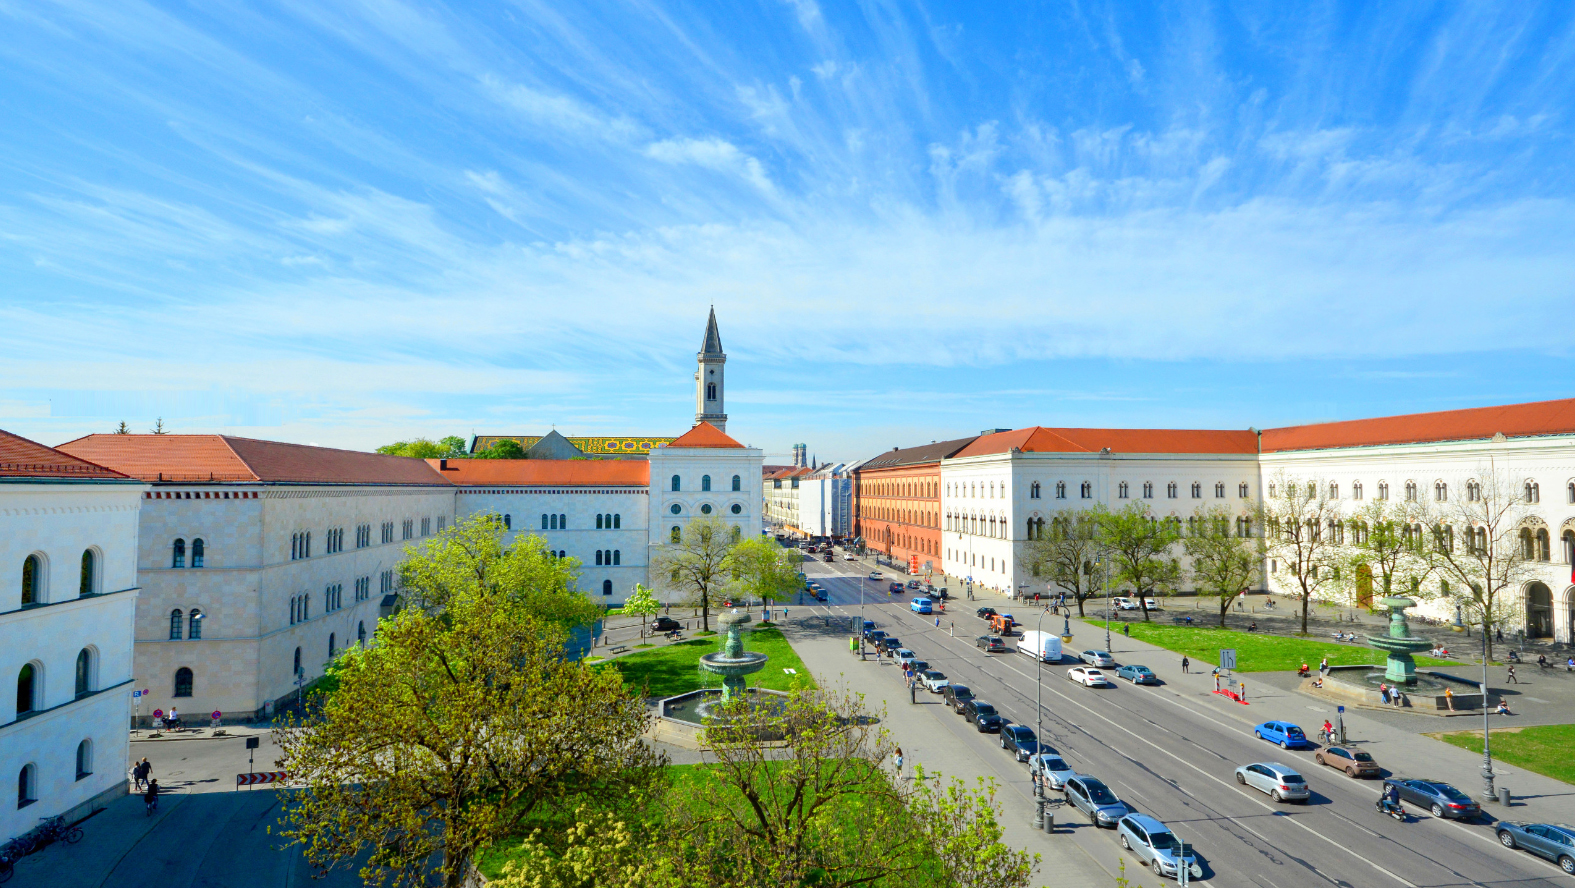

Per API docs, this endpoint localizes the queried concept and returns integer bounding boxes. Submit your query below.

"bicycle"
[30,816,82,850]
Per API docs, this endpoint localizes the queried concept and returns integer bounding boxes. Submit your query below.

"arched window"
[172,538,186,568]
[613,514,621,529]
[293,647,302,676]
[732,475,741,491]
[75,739,93,780]
[328,633,336,658]
[1191,482,1202,498]
[18,763,36,807]
[731,526,742,542]
[1215,482,1226,498]
[1434,482,1447,502]
[1352,481,1363,500]
[559,514,566,529]
[357,621,366,645]
[1167,482,1177,499]
[173,667,193,697]
[549,514,558,530]
[670,526,681,543]
[1118,482,1129,499]
[17,663,37,714]
[702,475,712,492]
[169,609,183,640]
[1569,481,1575,504]
[596,514,604,529]
[21,554,41,606]
[1526,481,1541,503]
[503,514,512,530]
[291,533,298,560]
[671,475,681,492]
[189,608,203,640]
[1521,527,1535,560]
[1378,481,1390,500]
[1404,481,1417,502]
[1056,481,1067,499]
[1536,528,1551,562]
[613,550,621,565]
[1563,530,1575,564]
[595,551,604,566]
[192,538,205,568]
[1239,482,1250,498]
[541,514,549,530]
[75,649,92,697]
[602,579,613,596]
[79,550,95,597]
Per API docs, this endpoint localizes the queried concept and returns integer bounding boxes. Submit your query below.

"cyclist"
[1320,719,1334,743]
[143,779,159,815]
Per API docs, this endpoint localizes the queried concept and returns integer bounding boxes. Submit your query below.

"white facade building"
[1,430,144,842]
[649,422,764,550]
[798,462,857,538]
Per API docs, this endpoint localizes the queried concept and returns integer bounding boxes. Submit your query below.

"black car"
[889,582,905,594]
[908,660,930,674]
[943,684,976,713]
[876,637,902,654]
[1001,724,1038,761]
[651,616,682,632]
[1385,779,1481,820]
[975,635,1007,653]
[977,607,998,620]
[865,628,887,643]
[963,699,1004,732]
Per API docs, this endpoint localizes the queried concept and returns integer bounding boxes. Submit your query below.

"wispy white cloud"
[643,137,777,195]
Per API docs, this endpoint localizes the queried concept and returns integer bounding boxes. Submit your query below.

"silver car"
[1235,762,1310,803]
[1028,753,1075,791]
[1064,775,1128,827]
[1117,813,1203,882]
[1081,649,1116,668]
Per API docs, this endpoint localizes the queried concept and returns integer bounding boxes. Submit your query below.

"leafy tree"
[398,514,599,629]
[1183,504,1262,627]
[1332,497,1438,609]
[623,584,660,635]
[1097,501,1181,622]
[439,435,468,455]
[275,550,663,888]
[376,437,472,459]
[652,517,736,632]
[1434,464,1537,662]
[1261,472,1343,634]
[1019,506,1105,617]
[726,535,802,609]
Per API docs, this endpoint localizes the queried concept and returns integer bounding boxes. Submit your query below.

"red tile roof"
[428,459,650,487]
[0,429,129,480]
[664,422,745,449]
[1262,397,1575,452]
[57,435,448,485]
[952,426,1258,458]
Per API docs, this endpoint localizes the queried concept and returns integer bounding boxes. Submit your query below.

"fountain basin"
[1317,665,1499,713]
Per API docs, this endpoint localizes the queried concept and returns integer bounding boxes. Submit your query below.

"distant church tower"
[695,307,727,432]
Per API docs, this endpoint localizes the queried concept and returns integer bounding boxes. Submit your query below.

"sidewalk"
[1064,615,1575,822]
[779,615,1113,886]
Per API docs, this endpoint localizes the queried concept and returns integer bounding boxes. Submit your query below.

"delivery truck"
[1016,630,1063,663]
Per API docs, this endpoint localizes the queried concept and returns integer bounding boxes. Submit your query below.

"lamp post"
[1466,597,1497,802]
[1096,555,1111,652]
[1032,605,1048,831]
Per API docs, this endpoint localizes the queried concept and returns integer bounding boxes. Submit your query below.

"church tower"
[695,307,727,432]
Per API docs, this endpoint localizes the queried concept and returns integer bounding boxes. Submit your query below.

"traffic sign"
[132,690,141,698]
[1219,649,1237,670]
[1337,705,1345,713]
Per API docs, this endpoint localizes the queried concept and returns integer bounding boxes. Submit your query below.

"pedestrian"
[1495,625,1504,643]
[893,747,904,779]
[1319,657,1329,676]
[1393,690,1404,708]
[138,758,151,790]
[1507,665,1518,684]
[1181,655,1190,674]
[168,706,179,731]
[143,779,159,815]
[1379,683,1390,705]
[1444,686,1455,711]
[1122,623,1130,637]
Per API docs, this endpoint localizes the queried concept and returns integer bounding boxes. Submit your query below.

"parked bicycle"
[0,816,81,882]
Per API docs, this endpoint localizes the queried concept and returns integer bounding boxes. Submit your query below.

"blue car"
[1254,721,1312,749]
[910,597,933,614]
[1116,664,1157,685]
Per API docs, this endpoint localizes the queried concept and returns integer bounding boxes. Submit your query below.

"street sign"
[1337,705,1345,713]
[1219,649,1237,670]
[132,690,141,698]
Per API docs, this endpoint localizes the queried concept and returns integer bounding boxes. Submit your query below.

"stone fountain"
[700,610,769,701]
[1367,596,1433,685]
[1314,595,1497,712]
[657,609,784,733]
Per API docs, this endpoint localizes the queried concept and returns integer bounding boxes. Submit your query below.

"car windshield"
[1352,752,1375,762]
[1429,783,1469,801]
[1043,757,1066,770]
[924,671,946,681]
[1148,832,1178,851]
[953,687,973,698]
[1280,773,1305,783]
[1084,781,1118,804]
[974,704,996,716]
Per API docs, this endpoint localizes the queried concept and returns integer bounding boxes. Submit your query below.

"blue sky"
[3,2,1574,463]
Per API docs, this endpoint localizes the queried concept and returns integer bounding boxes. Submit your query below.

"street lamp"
[1095,555,1111,651]
[1462,596,1497,802]
[1032,606,1049,832]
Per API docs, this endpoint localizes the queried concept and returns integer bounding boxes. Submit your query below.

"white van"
[1016,630,1063,663]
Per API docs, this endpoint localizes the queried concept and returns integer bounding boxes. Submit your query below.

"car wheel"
[1235,772,1246,785]
[1152,860,1165,878]
[1280,740,1290,750]
[1558,855,1574,875]
[1120,835,1131,850]
[1088,809,1098,825]
[1430,803,1444,818]
[999,736,1006,748]
[1272,790,1283,802]
[1315,754,1324,766]
[1254,731,1262,740]
[1498,830,1516,849]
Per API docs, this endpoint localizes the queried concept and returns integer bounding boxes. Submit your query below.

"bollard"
[1499,786,1511,807]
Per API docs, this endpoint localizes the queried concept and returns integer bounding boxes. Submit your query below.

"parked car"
[1064,775,1128,827]
[868,572,882,581]
[908,660,929,674]
[1315,746,1380,778]
[1029,752,1075,791]
[1385,779,1481,820]
[920,670,950,692]
[907,580,923,590]
[861,619,876,634]
[875,636,902,654]
[652,616,682,633]
[963,699,1004,732]
[1143,597,1159,610]
[895,649,918,667]
[1253,721,1313,750]
[935,588,949,600]
[1112,597,1139,610]
[1117,814,1203,882]
[977,606,998,620]
[976,635,1007,652]
[910,597,934,614]
[1116,664,1157,685]
[1080,650,1116,668]
[1236,762,1309,803]
[1000,724,1038,761]
[888,582,905,594]
[1067,666,1112,687]
[943,684,975,712]
[1496,822,1575,874]
[865,629,887,645]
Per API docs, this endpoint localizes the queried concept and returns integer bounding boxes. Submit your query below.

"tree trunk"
[443,849,470,888]
[1219,597,1229,628]
[1300,591,1310,635]
[702,591,711,633]
[1076,594,1087,618]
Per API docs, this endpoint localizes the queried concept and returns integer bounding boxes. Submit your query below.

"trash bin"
[1498,786,1511,807]
[1044,812,1054,833]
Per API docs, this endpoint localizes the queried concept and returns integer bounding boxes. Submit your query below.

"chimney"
[439,459,449,470]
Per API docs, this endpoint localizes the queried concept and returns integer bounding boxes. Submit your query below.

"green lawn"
[1105,621,1456,673]
[1433,725,1575,786]
[600,626,815,697]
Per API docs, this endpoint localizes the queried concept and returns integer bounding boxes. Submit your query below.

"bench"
[1171,616,1195,625]
[608,645,630,655]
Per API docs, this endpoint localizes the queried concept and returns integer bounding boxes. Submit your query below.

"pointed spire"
[700,305,724,356]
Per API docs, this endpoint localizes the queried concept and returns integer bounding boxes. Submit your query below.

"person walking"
[1507,664,1518,684]
[1181,655,1190,674]
[1122,623,1130,637]
[143,779,159,815]
[137,758,151,791]
[1379,683,1390,705]
[1495,625,1504,643]
[893,747,904,780]
[1443,686,1455,711]
[1319,657,1329,676]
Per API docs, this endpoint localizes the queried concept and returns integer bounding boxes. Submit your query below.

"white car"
[867,572,882,581]
[844,554,858,561]
[896,649,918,667]
[1068,666,1112,687]
[1080,650,1116,668]
[1234,762,1310,803]
[920,670,950,692]
[1112,597,1139,610]
[1143,597,1159,610]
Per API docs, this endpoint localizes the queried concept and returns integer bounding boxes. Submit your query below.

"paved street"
[792,555,1575,888]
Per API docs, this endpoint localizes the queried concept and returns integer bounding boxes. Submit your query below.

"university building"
[2,431,144,842]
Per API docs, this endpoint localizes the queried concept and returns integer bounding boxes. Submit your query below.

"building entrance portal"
[1526,582,1554,639]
